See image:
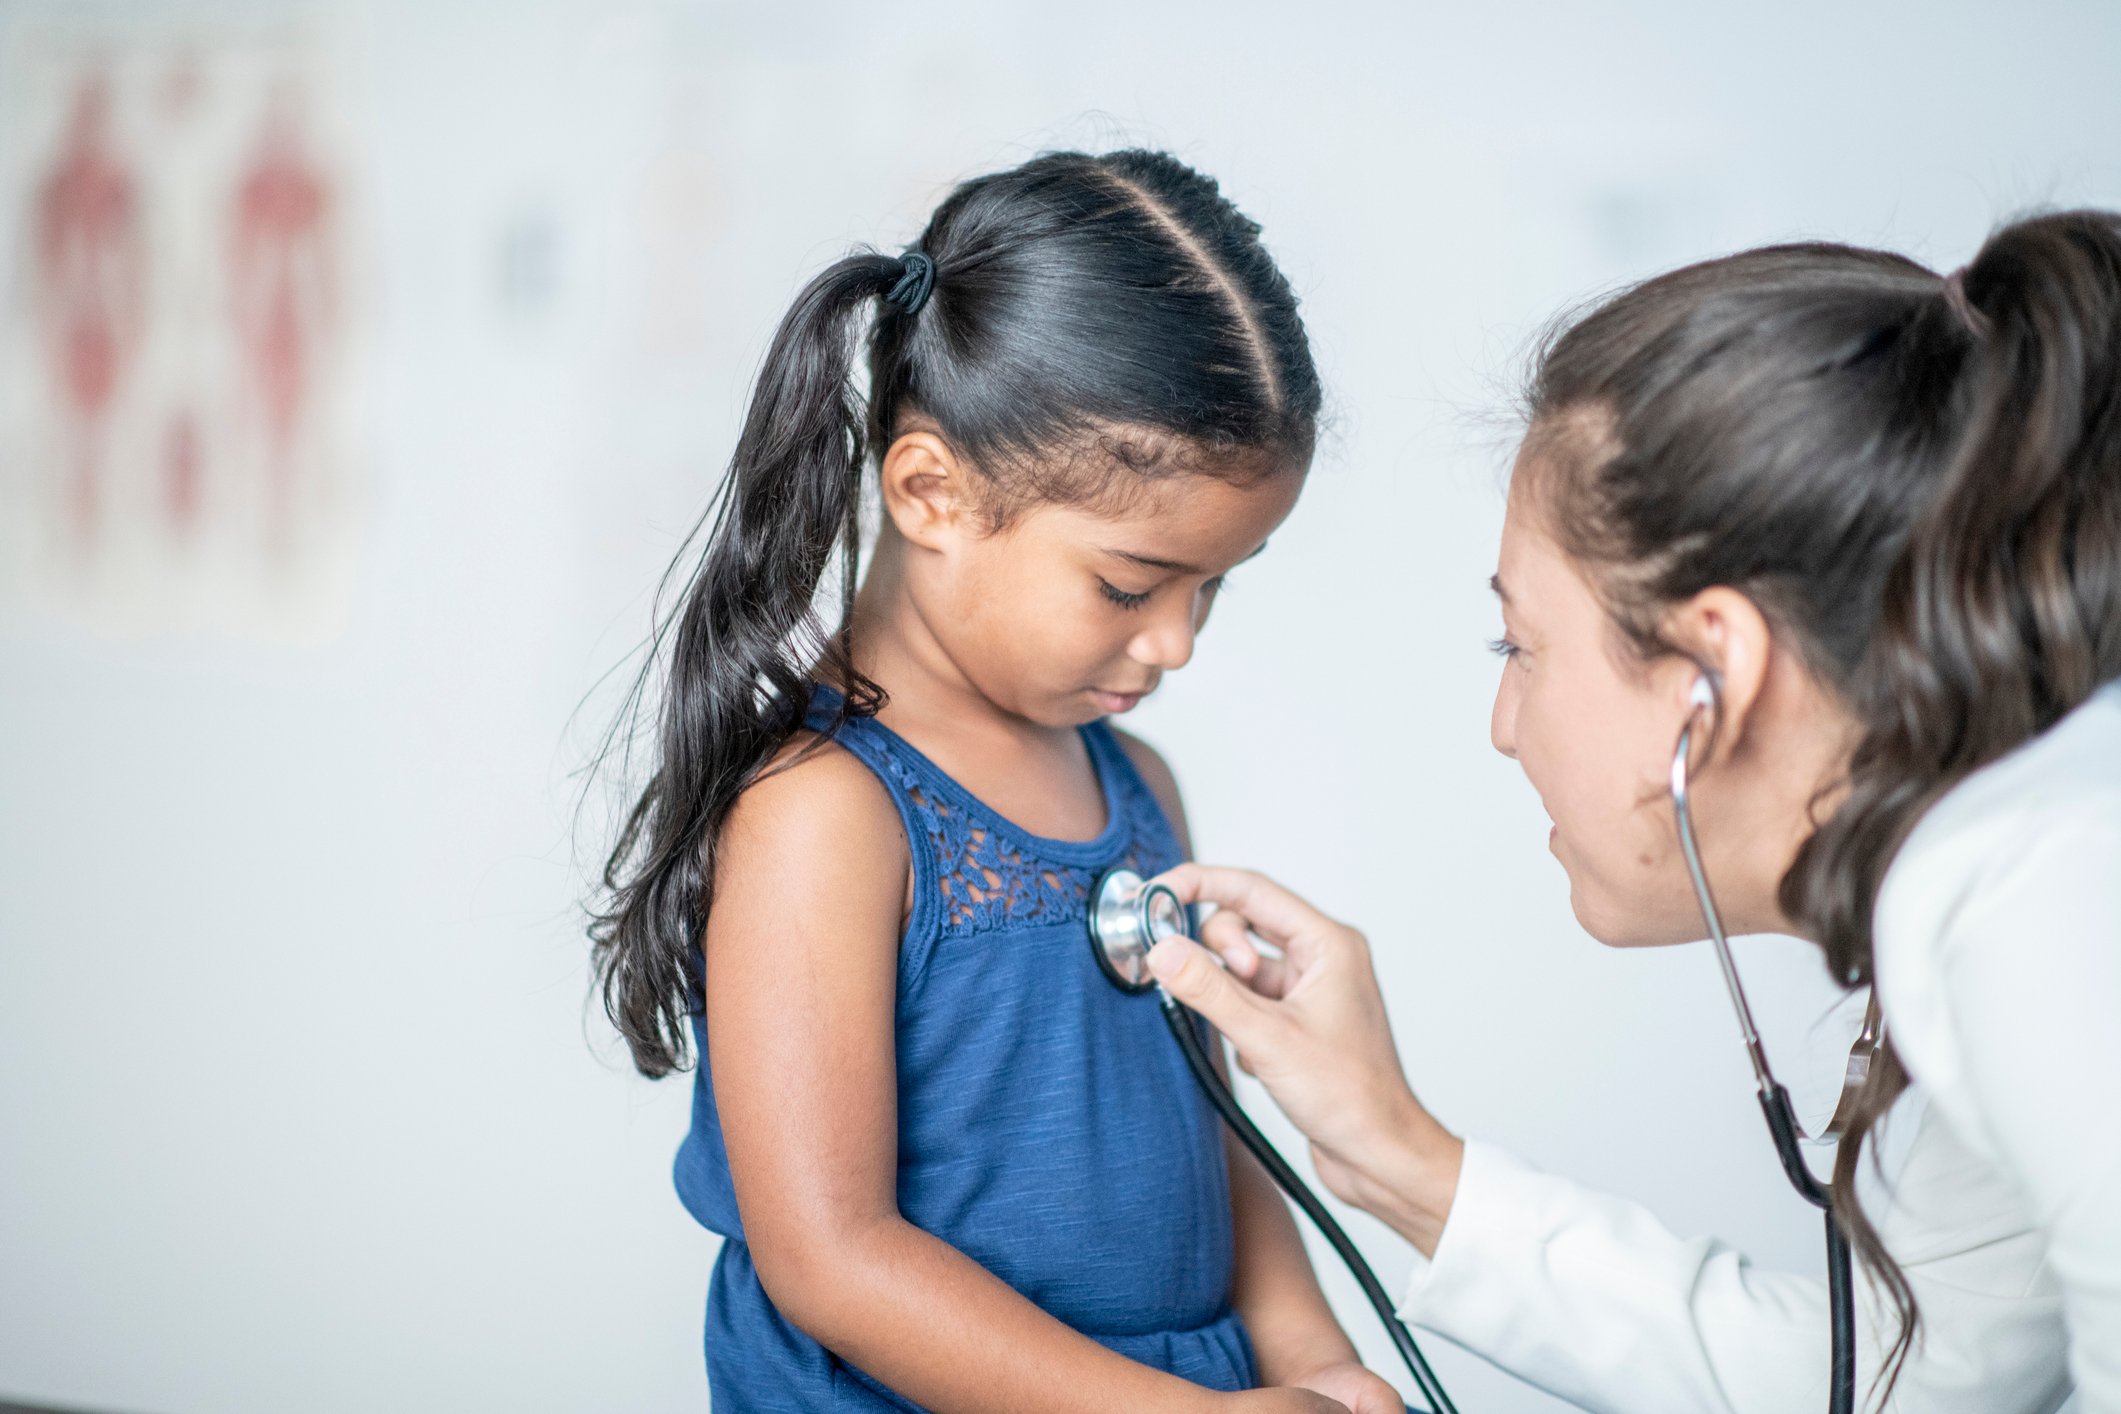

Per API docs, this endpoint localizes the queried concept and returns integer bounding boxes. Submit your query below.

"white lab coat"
[1399,681,2121,1412]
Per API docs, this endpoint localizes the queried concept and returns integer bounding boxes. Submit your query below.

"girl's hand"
[1222,1389,1353,1413]
[1148,863,1464,1256]
[1286,1359,1405,1414]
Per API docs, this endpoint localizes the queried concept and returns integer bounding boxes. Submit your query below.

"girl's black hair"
[590,149,1320,1079]
[1522,209,2121,1402]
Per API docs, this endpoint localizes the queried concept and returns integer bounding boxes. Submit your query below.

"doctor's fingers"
[1157,864,1354,964]
[1147,936,1288,1059]
[1199,907,1293,998]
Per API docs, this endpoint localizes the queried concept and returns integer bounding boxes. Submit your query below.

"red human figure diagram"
[227,88,336,543]
[33,70,147,548]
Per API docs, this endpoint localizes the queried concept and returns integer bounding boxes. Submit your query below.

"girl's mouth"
[1090,688,1147,714]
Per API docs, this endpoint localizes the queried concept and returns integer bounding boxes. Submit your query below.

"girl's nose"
[1131,606,1197,673]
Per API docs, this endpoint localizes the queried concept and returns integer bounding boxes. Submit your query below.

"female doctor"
[1150,209,2121,1413]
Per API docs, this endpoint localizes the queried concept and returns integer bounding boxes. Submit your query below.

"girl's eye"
[1487,635,1522,661]
[1099,579,1153,610]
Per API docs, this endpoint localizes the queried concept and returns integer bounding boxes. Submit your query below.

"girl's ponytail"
[592,252,906,1078]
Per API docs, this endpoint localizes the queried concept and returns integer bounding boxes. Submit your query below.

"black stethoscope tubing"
[1154,987,1459,1414]
[1762,1082,1857,1414]
[1088,870,1458,1414]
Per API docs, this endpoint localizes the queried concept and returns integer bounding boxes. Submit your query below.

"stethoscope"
[1673,673,1877,1414]
[1086,868,1461,1414]
[1086,674,1881,1414]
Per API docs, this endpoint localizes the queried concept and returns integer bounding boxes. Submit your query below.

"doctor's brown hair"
[1521,210,2121,1397]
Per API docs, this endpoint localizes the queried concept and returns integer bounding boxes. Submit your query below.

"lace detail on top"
[915,780,1161,934]
[814,697,1181,942]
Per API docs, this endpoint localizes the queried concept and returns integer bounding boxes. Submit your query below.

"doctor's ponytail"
[1522,208,2121,1401]
[588,150,1320,1079]
[1790,214,2121,979]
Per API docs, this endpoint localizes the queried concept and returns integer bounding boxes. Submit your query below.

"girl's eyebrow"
[1105,541,1271,576]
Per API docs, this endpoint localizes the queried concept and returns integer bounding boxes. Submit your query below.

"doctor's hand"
[1149,864,1465,1257]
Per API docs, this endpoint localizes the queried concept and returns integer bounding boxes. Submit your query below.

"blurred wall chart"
[0,15,362,637]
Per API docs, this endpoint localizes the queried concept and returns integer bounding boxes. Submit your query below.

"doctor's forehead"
[1492,509,1529,610]
[1491,484,1569,608]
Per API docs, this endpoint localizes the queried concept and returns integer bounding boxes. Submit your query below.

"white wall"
[3,1,2118,1411]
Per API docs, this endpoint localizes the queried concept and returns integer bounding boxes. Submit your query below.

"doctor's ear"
[1660,587,1775,757]
[879,429,986,549]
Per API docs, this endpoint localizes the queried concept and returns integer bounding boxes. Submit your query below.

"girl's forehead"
[1087,467,1304,552]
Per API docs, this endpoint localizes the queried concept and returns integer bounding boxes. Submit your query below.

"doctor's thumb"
[1148,937,1260,1032]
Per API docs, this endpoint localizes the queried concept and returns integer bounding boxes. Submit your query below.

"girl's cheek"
[1036,609,1112,684]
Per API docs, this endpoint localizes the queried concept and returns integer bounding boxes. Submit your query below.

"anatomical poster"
[0,21,363,638]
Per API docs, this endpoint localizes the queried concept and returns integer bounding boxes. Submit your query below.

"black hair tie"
[884,251,936,317]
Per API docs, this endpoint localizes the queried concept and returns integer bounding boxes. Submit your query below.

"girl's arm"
[1114,733,1401,1414]
[708,742,1339,1414]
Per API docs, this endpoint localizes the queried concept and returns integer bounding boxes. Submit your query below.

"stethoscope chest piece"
[1089,868,1189,994]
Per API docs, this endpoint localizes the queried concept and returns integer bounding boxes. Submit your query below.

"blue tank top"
[673,690,1253,1409]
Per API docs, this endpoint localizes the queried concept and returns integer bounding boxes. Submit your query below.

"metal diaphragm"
[1088,868,1191,993]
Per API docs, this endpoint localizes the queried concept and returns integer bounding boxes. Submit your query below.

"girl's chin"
[1015,691,1112,729]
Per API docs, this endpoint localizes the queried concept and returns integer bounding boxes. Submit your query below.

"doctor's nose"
[1491,673,1520,760]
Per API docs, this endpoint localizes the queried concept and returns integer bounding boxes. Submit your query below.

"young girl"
[591,150,1397,1414]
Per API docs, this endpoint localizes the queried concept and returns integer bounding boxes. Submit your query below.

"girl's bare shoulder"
[713,731,908,925]
[1106,726,1192,855]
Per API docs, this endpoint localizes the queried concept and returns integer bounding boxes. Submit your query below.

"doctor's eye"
[1099,579,1153,610]
[1486,636,1521,660]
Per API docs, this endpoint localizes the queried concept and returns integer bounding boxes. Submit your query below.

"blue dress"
[674,690,1253,1410]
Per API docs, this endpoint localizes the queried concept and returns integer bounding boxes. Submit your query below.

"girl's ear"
[879,430,981,550]
[1662,586,1774,758]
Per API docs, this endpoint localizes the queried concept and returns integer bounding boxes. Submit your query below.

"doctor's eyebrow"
[1489,573,1512,604]
[1105,541,1271,576]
